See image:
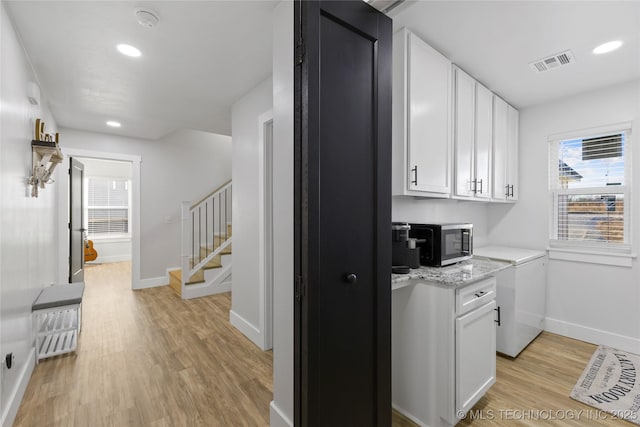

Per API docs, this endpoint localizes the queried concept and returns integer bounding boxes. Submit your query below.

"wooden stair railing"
[180,181,232,293]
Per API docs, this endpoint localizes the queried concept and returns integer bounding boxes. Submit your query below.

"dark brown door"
[294,1,392,425]
[69,157,85,283]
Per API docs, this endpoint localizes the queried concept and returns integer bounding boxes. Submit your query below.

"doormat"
[570,345,640,425]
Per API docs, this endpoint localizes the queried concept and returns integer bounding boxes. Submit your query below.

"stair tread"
[168,268,205,285]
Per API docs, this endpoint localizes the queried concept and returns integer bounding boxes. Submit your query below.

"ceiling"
[5,1,277,139]
[389,1,640,109]
[5,1,639,140]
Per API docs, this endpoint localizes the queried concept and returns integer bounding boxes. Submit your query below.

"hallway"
[15,262,273,426]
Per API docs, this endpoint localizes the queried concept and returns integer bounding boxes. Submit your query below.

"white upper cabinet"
[492,96,508,201]
[492,96,519,202]
[453,67,492,200]
[475,84,493,200]
[506,105,519,201]
[392,28,451,197]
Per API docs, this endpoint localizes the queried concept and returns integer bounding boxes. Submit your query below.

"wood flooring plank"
[15,262,634,426]
[15,262,272,427]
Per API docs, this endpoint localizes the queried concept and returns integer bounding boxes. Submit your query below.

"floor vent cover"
[529,50,576,73]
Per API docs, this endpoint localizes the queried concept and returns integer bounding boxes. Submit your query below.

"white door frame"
[57,148,142,289]
[258,109,274,350]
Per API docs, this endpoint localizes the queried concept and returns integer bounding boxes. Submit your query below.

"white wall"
[392,198,491,247]
[488,79,640,352]
[230,77,273,347]
[270,2,294,426]
[60,128,232,282]
[0,5,59,425]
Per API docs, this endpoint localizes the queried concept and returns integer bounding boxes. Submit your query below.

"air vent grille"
[529,50,576,73]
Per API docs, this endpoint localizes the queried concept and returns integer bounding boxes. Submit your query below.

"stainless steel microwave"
[408,223,473,267]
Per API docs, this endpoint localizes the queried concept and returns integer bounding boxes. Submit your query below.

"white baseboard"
[89,255,131,264]
[392,403,426,427]
[545,317,640,354]
[1,348,35,427]
[134,276,168,290]
[270,401,293,427]
[182,281,231,299]
[230,310,262,348]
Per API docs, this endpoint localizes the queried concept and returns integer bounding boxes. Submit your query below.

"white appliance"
[473,246,547,357]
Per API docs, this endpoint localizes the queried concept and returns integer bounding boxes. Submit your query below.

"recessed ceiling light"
[593,40,623,55]
[106,121,121,128]
[116,44,141,57]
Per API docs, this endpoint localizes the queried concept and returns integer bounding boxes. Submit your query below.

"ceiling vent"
[529,50,575,73]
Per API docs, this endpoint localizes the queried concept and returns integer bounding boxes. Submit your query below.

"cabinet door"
[407,33,451,194]
[453,67,475,197]
[474,84,493,200]
[492,96,508,201]
[506,105,519,201]
[456,300,496,416]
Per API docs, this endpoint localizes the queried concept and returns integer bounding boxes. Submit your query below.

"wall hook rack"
[29,118,64,198]
[30,140,63,198]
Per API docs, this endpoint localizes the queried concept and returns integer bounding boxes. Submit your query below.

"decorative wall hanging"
[29,118,63,197]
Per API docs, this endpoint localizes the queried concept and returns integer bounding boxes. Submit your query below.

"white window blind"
[549,128,631,250]
[87,177,130,236]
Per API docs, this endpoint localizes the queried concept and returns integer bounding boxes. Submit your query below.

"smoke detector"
[135,8,159,28]
[529,50,576,73]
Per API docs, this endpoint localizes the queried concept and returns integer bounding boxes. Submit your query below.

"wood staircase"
[170,180,233,299]
[169,225,232,296]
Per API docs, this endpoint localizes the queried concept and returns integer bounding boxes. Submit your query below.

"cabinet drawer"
[456,277,496,315]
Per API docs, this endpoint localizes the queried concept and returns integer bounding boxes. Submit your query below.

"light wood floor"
[394,334,634,427]
[16,262,631,426]
[15,262,273,426]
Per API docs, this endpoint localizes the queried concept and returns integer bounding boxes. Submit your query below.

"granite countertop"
[391,258,511,290]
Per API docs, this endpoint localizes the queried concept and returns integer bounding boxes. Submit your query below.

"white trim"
[548,248,634,267]
[270,401,293,427]
[182,264,232,299]
[0,348,35,427]
[229,310,263,349]
[548,121,633,143]
[57,149,142,289]
[545,317,640,354]
[89,235,131,243]
[85,255,132,264]
[182,281,232,299]
[391,403,426,427]
[136,275,168,290]
[258,109,274,351]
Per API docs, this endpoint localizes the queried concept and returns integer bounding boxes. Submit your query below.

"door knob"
[345,273,357,284]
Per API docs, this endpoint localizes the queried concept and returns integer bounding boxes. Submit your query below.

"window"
[86,177,130,236]
[549,125,631,252]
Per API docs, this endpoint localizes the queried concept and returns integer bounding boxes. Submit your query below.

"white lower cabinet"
[392,277,497,426]
[456,300,497,414]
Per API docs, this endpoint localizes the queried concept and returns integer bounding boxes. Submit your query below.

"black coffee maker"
[392,222,420,271]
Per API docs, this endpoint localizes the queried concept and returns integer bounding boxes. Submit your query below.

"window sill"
[88,235,131,243]
[547,247,636,267]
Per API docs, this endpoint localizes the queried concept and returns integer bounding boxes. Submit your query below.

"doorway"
[57,149,141,289]
[75,157,133,270]
[259,110,274,350]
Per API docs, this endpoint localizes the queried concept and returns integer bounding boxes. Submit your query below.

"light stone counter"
[391,258,510,290]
